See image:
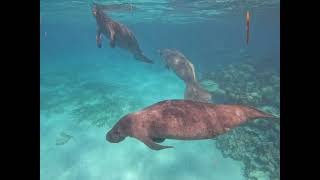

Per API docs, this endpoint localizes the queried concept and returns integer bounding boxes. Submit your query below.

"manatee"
[106,99,275,151]
[92,3,153,64]
[158,49,211,102]
[91,3,137,12]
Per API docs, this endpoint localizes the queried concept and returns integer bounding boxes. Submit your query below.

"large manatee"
[106,99,275,151]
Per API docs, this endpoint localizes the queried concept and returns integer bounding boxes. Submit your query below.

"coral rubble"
[200,61,280,180]
[200,62,279,108]
[71,94,142,128]
[215,118,280,180]
[40,72,143,129]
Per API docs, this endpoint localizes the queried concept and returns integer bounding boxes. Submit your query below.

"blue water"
[40,1,279,180]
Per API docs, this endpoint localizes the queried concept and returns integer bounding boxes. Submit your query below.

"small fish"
[246,11,250,45]
[44,32,47,38]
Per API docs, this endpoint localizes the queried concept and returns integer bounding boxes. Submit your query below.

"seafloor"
[40,53,246,180]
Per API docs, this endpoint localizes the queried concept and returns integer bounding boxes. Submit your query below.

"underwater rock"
[201,61,279,107]
[240,64,256,73]
[261,86,278,105]
[215,117,280,180]
[212,60,280,180]
[261,86,273,93]
[260,106,280,118]
[247,170,270,180]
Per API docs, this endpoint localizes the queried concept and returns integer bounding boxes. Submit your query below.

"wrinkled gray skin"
[106,99,274,151]
[158,49,196,83]
[158,49,211,102]
[92,4,153,64]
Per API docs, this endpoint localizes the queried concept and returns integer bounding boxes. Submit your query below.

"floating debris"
[56,132,74,146]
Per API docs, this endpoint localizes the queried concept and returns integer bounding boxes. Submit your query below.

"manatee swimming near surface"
[158,49,211,102]
[106,99,275,151]
[91,3,137,12]
[91,3,153,64]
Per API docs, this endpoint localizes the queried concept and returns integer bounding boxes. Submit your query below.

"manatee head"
[157,49,171,58]
[157,49,175,67]
[106,114,133,143]
[91,3,104,17]
[91,4,98,17]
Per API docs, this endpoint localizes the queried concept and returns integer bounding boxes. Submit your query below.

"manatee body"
[106,99,274,151]
[92,4,153,64]
[158,49,197,83]
[92,3,137,12]
[158,49,211,102]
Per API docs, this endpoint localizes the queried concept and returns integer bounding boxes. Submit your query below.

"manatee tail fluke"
[134,53,154,64]
[185,82,212,103]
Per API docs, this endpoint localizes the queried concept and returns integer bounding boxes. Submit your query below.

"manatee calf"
[158,49,211,103]
[92,3,153,64]
[106,99,274,151]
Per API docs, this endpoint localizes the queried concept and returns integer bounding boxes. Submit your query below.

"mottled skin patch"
[92,4,153,64]
[106,100,274,151]
[158,49,197,83]
[158,49,212,103]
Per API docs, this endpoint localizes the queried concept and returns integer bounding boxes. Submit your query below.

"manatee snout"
[106,128,126,143]
[91,5,97,17]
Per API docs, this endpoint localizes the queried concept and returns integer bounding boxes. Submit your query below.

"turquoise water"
[40,1,280,180]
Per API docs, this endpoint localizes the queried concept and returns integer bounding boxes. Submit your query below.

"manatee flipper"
[137,135,173,151]
[96,30,102,48]
[109,26,116,48]
[110,38,116,48]
[152,138,165,143]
